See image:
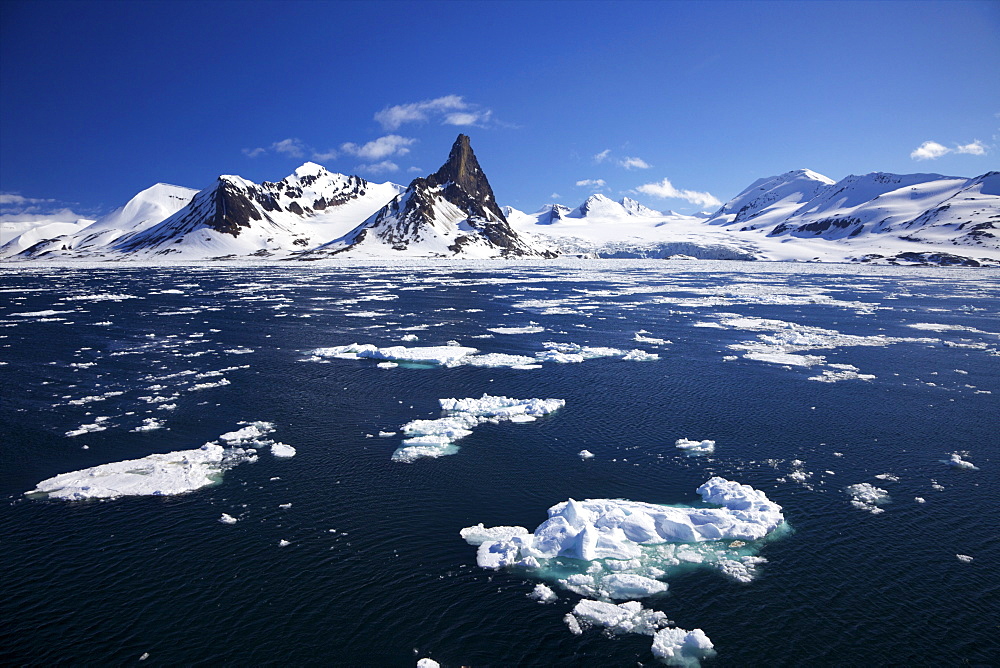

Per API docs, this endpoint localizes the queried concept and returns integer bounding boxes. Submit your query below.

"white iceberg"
[944,452,979,470]
[579,449,595,459]
[219,513,238,524]
[528,583,558,603]
[845,483,890,514]
[675,438,715,454]
[26,443,249,501]
[463,477,784,595]
[651,627,716,666]
[271,442,296,458]
[392,395,564,462]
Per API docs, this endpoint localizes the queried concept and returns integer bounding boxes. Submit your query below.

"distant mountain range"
[3,135,998,265]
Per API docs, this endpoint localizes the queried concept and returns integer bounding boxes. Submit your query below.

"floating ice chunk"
[219,513,238,524]
[468,478,784,589]
[579,449,595,459]
[220,421,276,447]
[675,438,715,454]
[131,418,164,433]
[528,583,558,603]
[188,378,230,391]
[376,361,398,369]
[310,343,477,367]
[464,352,540,368]
[393,395,564,462]
[416,660,439,668]
[279,539,290,547]
[460,523,529,546]
[488,325,545,334]
[601,573,669,599]
[26,442,254,501]
[634,333,671,345]
[651,627,716,666]
[808,369,876,383]
[571,599,670,635]
[271,442,296,458]
[874,473,899,482]
[845,483,890,514]
[944,452,979,470]
[65,418,110,438]
[915,497,926,503]
[400,334,419,342]
[535,341,629,363]
[623,349,660,361]
[956,554,973,563]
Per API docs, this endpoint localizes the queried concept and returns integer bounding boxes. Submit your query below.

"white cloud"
[374,95,469,130]
[311,149,339,161]
[356,160,399,174]
[0,208,91,225]
[955,140,986,155]
[911,139,988,160]
[0,193,54,206]
[550,192,561,199]
[620,156,651,170]
[910,141,951,160]
[340,135,415,160]
[593,149,611,163]
[242,147,267,158]
[636,177,722,208]
[271,138,306,158]
[444,110,493,127]
[407,166,424,173]
[576,179,607,188]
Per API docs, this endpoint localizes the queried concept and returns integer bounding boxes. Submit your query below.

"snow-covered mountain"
[704,169,1000,265]
[1,183,196,258]
[5,166,401,260]
[306,135,555,258]
[4,137,998,265]
[506,194,758,260]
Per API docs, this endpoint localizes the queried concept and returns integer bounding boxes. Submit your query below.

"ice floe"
[529,583,558,603]
[956,554,973,563]
[675,438,715,454]
[271,442,296,458]
[651,627,716,667]
[845,483,890,514]
[944,452,979,470]
[219,513,238,524]
[130,417,165,432]
[579,449,595,459]
[416,659,439,668]
[392,395,564,462]
[463,477,784,593]
[488,325,545,334]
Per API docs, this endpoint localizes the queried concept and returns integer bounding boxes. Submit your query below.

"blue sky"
[1,0,997,222]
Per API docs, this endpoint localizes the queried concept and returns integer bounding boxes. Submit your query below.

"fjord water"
[1,261,997,666]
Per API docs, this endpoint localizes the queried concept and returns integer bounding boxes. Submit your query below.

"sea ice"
[845,483,890,514]
[651,627,716,667]
[956,554,973,563]
[392,395,564,462]
[271,442,296,458]
[488,325,545,334]
[131,418,164,432]
[675,438,715,454]
[26,442,253,501]
[528,583,558,603]
[310,343,478,367]
[463,477,784,596]
[944,452,978,470]
[571,599,670,635]
[416,659,440,668]
[623,349,660,361]
[219,513,238,524]
[579,449,595,459]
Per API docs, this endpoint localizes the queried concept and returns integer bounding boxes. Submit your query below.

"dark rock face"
[334,134,554,257]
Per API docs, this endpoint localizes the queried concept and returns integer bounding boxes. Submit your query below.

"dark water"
[1,261,997,666]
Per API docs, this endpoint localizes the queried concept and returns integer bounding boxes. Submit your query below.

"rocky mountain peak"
[426,134,506,222]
